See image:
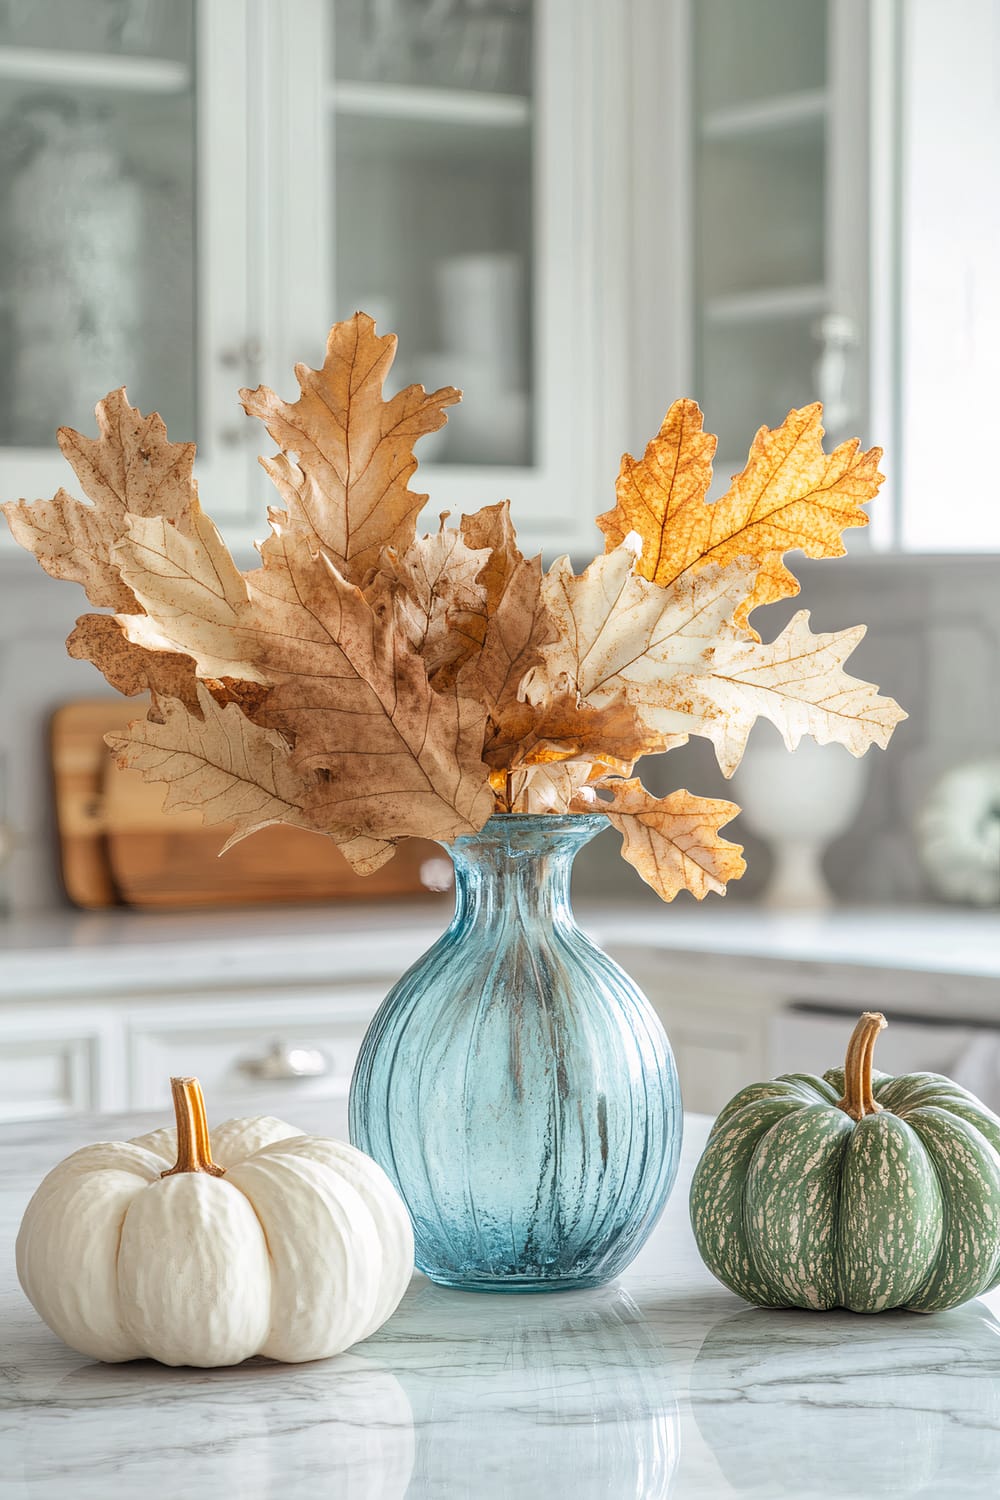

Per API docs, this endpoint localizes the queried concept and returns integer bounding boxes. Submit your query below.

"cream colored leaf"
[501,760,600,816]
[522,538,755,748]
[370,521,490,675]
[113,505,267,682]
[681,609,909,776]
[67,614,202,715]
[104,685,315,846]
[597,777,746,902]
[599,402,883,631]
[2,389,199,609]
[243,314,460,583]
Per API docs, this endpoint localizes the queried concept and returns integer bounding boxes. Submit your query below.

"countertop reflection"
[2,1106,999,1498]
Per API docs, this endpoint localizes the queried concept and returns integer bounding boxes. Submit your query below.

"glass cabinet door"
[331,0,534,471]
[0,0,251,515]
[324,0,614,550]
[690,0,869,494]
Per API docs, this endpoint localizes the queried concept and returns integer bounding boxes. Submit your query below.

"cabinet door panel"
[0,1033,98,1121]
[127,987,386,1110]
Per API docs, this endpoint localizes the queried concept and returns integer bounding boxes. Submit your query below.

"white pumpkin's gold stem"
[161,1076,226,1178]
[837,1012,887,1121]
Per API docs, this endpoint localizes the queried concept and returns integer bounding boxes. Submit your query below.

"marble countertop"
[1,901,999,1014]
[3,1100,1000,1499]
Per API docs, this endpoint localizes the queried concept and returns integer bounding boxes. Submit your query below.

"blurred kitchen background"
[0,0,998,1125]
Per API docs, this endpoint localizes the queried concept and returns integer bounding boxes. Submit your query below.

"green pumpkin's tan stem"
[837,1013,887,1121]
[161,1076,225,1178]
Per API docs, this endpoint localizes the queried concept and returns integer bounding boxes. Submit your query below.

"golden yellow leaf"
[675,609,908,777]
[597,777,746,901]
[597,398,716,570]
[243,314,460,584]
[600,402,883,630]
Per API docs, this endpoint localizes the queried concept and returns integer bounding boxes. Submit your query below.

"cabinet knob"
[236,1041,330,1081]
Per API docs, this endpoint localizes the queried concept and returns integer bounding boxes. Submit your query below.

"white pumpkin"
[16,1076,414,1367]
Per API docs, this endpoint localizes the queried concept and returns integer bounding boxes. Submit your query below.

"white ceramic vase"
[731,737,870,908]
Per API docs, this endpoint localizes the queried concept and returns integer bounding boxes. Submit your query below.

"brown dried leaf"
[597,777,746,901]
[599,402,883,631]
[104,684,394,873]
[459,500,522,614]
[483,692,655,778]
[67,614,202,715]
[114,519,494,843]
[242,314,460,584]
[369,521,490,676]
[2,388,199,609]
[676,610,909,777]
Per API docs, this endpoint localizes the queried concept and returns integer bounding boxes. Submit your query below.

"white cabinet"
[126,986,384,1109]
[0,0,629,556]
[0,1007,120,1120]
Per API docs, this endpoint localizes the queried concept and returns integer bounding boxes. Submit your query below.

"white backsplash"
[0,552,997,913]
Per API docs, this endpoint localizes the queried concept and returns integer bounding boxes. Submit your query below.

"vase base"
[422,1269,614,1294]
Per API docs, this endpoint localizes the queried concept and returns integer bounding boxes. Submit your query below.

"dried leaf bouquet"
[3,314,906,902]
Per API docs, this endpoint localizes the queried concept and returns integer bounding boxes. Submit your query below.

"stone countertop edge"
[0,900,998,1012]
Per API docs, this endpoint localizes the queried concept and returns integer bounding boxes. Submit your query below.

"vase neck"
[446,815,607,932]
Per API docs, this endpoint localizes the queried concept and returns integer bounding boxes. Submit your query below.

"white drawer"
[0,1031,100,1122]
[127,987,386,1110]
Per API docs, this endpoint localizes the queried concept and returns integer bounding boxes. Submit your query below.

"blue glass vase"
[349,813,682,1291]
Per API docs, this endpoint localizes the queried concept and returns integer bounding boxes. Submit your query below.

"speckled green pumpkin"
[690,1012,1000,1313]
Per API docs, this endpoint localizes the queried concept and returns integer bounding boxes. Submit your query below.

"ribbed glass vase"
[349,813,682,1292]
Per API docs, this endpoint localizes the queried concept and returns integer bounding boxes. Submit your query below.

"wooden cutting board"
[50,699,450,910]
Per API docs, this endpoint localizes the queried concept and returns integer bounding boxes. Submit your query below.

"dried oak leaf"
[595,777,746,902]
[522,537,753,750]
[598,401,883,631]
[459,500,522,615]
[501,760,599,816]
[484,692,655,782]
[113,517,494,844]
[105,684,394,872]
[2,388,199,611]
[368,519,490,677]
[67,614,203,716]
[242,313,460,585]
[675,610,909,777]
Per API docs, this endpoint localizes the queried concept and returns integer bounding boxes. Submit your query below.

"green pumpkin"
[690,1012,1000,1313]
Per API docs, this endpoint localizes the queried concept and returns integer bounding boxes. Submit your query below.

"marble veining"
[2,1104,1000,1498]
